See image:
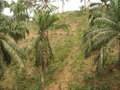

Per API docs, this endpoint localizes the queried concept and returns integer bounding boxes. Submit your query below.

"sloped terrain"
[1,11,120,90]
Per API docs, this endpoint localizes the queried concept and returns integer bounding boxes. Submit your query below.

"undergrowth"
[1,10,120,90]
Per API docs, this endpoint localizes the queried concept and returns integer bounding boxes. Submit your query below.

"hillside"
[1,11,120,90]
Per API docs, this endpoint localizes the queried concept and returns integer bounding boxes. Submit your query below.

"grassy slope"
[1,11,120,90]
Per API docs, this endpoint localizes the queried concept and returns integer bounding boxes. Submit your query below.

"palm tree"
[11,0,29,22]
[23,0,57,12]
[24,9,70,88]
[56,0,70,12]
[84,0,120,73]
[39,0,57,11]
[61,0,69,12]
[0,0,25,79]
[0,0,4,13]
[9,0,29,43]
[81,0,87,9]
[0,0,9,13]
[80,0,91,10]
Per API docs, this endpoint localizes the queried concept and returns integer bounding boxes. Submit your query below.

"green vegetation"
[0,0,120,90]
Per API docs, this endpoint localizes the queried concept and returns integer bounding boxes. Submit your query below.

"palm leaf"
[1,40,24,67]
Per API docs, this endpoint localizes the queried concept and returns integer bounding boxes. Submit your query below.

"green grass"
[48,35,75,76]
[1,10,120,90]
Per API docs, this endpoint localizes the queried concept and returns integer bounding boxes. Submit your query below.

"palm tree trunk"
[40,52,45,89]
[46,31,54,59]
[15,39,18,44]
[41,64,44,89]
[87,0,90,10]
[62,0,65,12]
[40,31,53,88]
[84,0,87,10]
[118,35,120,70]
[40,35,45,89]
[44,37,49,74]
[0,46,4,79]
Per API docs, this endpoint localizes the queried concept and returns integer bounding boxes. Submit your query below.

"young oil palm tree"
[84,0,120,73]
[0,22,25,78]
[9,0,29,43]
[0,0,25,79]
[10,0,29,22]
[24,9,70,88]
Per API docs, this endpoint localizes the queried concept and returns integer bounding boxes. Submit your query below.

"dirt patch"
[45,47,76,90]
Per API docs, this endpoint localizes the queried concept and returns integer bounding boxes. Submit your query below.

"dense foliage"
[84,0,120,73]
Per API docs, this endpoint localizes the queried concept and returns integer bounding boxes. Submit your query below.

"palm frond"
[3,37,26,60]
[23,35,40,54]
[83,28,112,43]
[89,2,101,8]
[1,39,24,67]
[54,23,71,32]
[93,17,119,28]
[104,36,118,55]
[84,30,118,58]
[91,30,118,49]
